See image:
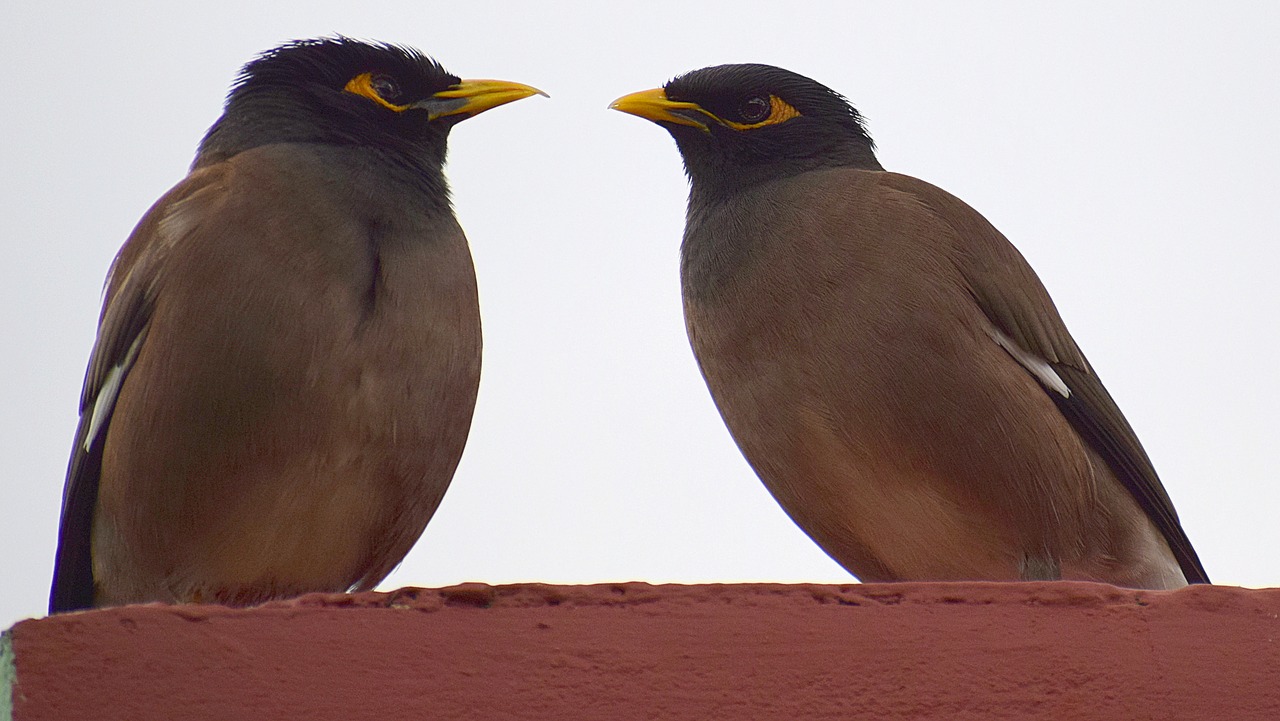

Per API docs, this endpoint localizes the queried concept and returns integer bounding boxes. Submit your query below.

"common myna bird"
[49,38,544,613]
[611,64,1207,589]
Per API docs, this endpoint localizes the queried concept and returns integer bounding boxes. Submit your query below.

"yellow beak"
[609,87,709,131]
[416,79,548,121]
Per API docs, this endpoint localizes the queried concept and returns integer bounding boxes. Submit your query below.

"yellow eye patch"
[719,95,802,131]
[343,72,409,112]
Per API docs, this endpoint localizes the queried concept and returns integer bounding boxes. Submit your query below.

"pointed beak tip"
[607,93,639,112]
[506,82,548,100]
[607,94,645,115]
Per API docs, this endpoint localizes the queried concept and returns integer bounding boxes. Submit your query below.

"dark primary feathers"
[612,63,1207,588]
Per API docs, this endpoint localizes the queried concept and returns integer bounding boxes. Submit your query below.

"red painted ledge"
[4,582,1279,720]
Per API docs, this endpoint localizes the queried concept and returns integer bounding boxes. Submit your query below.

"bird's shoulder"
[85,147,359,410]
[830,168,1091,371]
[108,162,231,293]
[84,163,233,407]
[778,167,1009,245]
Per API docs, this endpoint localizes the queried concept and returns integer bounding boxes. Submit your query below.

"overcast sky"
[3,2,1277,630]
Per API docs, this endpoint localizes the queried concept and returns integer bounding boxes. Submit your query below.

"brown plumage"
[612,64,1206,589]
[50,38,544,612]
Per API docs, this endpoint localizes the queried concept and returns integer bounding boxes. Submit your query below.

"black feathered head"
[197,37,543,174]
[612,64,882,195]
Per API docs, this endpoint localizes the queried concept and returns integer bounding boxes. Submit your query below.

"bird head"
[611,64,882,197]
[196,37,544,173]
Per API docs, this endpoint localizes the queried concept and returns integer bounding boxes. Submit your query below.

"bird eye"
[369,75,401,101]
[738,96,771,123]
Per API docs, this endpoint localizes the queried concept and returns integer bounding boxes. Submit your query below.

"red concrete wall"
[5,582,1279,720]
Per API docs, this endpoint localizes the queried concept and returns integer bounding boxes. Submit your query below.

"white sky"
[3,2,1278,630]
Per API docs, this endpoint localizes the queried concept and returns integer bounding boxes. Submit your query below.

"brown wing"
[49,167,228,612]
[883,172,1209,584]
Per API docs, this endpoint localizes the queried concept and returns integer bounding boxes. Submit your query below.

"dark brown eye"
[369,75,401,101]
[739,95,770,123]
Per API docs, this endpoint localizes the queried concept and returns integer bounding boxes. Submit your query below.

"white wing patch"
[83,333,146,452]
[989,327,1071,398]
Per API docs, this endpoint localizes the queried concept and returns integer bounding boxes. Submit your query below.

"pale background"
[3,1,1277,630]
